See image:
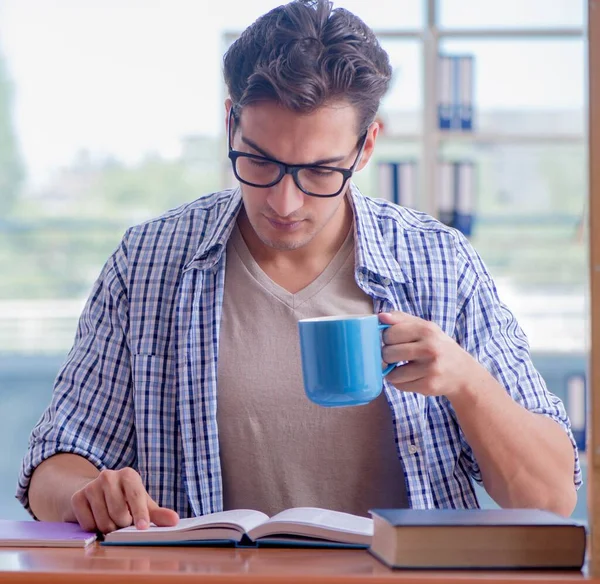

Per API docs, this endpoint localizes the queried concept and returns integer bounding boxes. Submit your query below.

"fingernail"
[136,519,149,530]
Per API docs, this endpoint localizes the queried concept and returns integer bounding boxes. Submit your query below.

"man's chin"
[258,235,309,251]
[256,228,313,251]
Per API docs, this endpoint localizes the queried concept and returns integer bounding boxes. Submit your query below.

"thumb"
[378,311,401,325]
[148,499,180,527]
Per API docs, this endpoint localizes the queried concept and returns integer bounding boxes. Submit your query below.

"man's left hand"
[379,311,485,399]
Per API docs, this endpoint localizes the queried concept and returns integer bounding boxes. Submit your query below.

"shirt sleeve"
[452,260,582,491]
[16,235,136,515]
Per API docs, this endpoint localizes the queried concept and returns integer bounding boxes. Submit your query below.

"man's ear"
[225,98,233,130]
[356,122,380,171]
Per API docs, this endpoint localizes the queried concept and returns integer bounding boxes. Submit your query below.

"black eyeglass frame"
[227,108,368,198]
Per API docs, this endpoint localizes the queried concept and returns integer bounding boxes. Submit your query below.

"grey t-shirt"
[216,223,408,517]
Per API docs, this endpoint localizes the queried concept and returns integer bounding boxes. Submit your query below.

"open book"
[103,507,372,548]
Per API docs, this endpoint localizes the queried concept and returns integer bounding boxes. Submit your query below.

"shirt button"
[382,277,391,286]
[408,444,419,455]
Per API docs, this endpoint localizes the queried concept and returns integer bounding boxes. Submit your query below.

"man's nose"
[266,174,305,218]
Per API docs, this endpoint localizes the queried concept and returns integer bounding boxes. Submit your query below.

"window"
[439,0,585,29]
[0,0,588,520]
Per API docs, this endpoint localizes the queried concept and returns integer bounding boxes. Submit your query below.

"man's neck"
[237,199,354,294]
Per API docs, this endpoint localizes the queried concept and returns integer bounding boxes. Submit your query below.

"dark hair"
[223,0,392,136]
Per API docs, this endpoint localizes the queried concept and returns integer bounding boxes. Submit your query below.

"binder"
[453,161,476,237]
[459,55,474,131]
[377,161,396,204]
[377,161,418,208]
[397,161,417,209]
[438,160,477,236]
[437,53,474,131]
[567,374,586,452]
[437,55,453,130]
[451,55,461,130]
[438,160,455,227]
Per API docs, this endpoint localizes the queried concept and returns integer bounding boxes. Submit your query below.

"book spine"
[437,160,477,236]
[459,55,474,131]
[392,162,400,205]
[378,161,418,208]
[438,54,453,130]
[438,160,454,226]
[453,161,476,237]
[567,374,586,452]
[377,161,395,203]
[397,161,418,209]
[451,55,461,130]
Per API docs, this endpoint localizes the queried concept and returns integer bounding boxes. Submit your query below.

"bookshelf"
[371,0,585,218]
[222,4,586,218]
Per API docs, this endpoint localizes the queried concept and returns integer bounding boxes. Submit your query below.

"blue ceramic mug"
[298,314,397,407]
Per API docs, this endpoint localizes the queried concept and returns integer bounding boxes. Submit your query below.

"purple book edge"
[0,520,96,542]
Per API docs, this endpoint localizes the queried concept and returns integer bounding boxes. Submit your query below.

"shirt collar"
[349,184,412,285]
[184,185,412,285]
[183,188,243,271]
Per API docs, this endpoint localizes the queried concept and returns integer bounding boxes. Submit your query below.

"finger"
[102,479,133,529]
[71,490,97,533]
[385,361,427,386]
[378,311,422,327]
[387,373,445,396]
[148,499,180,527]
[379,314,425,345]
[382,341,422,365]
[87,492,118,534]
[121,473,152,529]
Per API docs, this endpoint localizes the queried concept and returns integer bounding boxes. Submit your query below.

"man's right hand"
[71,467,179,534]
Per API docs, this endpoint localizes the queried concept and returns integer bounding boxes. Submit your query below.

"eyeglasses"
[227,108,367,198]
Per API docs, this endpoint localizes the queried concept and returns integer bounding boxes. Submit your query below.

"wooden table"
[0,545,593,584]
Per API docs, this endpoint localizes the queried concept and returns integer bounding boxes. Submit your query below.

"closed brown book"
[369,509,586,570]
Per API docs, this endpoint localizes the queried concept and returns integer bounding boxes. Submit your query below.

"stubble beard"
[244,196,347,252]
[253,219,316,251]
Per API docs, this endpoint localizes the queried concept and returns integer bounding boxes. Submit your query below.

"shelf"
[378,133,421,142]
[224,27,585,44]
[368,30,423,40]
[436,131,585,144]
[377,132,585,144]
[220,14,586,219]
[435,27,584,39]
[374,27,585,40]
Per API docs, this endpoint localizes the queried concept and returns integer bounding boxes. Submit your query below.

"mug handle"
[378,324,399,376]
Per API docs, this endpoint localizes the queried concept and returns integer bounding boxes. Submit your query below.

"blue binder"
[437,160,477,237]
[378,161,418,208]
[438,54,474,131]
[566,374,586,452]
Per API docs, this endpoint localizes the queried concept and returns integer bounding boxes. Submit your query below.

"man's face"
[228,101,376,253]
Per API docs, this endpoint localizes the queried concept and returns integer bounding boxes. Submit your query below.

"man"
[19,0,580,534]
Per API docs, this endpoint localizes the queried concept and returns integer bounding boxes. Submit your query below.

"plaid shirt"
[17,186,581,516]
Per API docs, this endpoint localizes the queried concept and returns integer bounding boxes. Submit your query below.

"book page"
[246,507,373,544]
[266,508,373,535]
[109,509,269,536]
